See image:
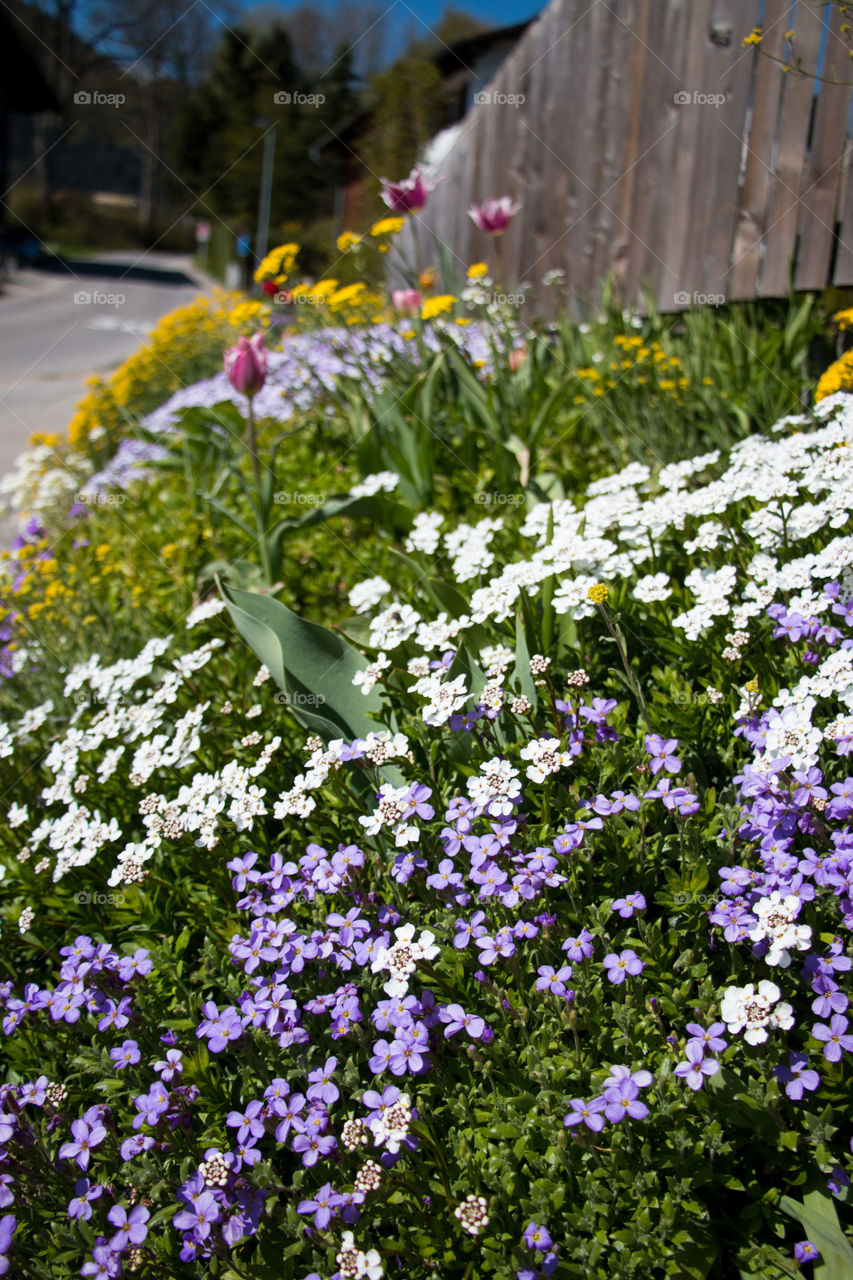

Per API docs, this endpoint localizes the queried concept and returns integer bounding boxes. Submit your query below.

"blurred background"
[0,0,541,281]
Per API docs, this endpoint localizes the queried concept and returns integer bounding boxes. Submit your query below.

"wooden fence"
[399,0,853,315]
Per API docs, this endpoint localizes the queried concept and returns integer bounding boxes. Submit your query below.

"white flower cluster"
[719,979,794,1045]
[359,785,424,847]
[348,576,391,614]
[748,892,812,967]
[519,736,571,783]
[466,757,522,816]
[349,470,398,498]
[336,1231,383,1280]
[371,925,439,997]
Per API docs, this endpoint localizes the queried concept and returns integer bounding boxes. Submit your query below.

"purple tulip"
[380,168,432,213]
[392,289,422,315]
[468,196,521,235]
[224,334,267,399]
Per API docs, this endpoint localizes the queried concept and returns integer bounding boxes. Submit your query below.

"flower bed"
[0,227,851,1277]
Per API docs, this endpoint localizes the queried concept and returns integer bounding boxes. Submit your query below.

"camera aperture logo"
[275,690,326,707]
[75,890,125,906]
[73,90,125,108]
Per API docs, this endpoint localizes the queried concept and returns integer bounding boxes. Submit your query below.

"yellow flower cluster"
[573,335,689,403]
[467,263,489,279]
[815,348,853,402]
[587,583,609,604]
[743,27,763,45]
[68,291,264,449]
[370,217,406,238]
[421,295,457,321]
[253,242,300,285]
[834,307,853,331]
[336,231,362,253]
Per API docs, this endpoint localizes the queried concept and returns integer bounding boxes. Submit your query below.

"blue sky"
[240,0,544,64]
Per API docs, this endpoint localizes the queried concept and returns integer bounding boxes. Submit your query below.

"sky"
[240,0,544,65]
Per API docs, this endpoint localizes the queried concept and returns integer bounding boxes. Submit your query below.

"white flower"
[519,736,571,782]
[633,573,672,603]
[748,891,812,966]
[352,653,391,695]
[348,576,391,614]
[349,471,398,498]
[185,598,227,628]
[719,979,794,1045]
[405,511,444,554]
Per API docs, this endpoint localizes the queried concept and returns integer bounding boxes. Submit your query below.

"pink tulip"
[224,333,267,398]
[392,289,422,315]
[380,168,433,214]
[468,197,522,235]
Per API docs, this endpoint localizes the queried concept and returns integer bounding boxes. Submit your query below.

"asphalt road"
[0,251,209,479]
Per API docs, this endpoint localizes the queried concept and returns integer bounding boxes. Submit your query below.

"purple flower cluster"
[674,1023,727,1090]
[563,1066,654,1130]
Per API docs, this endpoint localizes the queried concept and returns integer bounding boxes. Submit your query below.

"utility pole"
[254,121,276,282]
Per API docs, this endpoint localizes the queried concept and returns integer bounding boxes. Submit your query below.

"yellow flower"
[834,308,853,331]
[328,283,366,308]
[253,241,300,283]
[743,27,763,45]
[419,267,436,289]
[420,295,456,320]
[336,231,361,252]
[370,216,406,238]
[816,349,853,401]
[587,583,609,604]
[401,328,416,340]
[455,317,472,326]
[467,262,489,279]
[745,678,759,693]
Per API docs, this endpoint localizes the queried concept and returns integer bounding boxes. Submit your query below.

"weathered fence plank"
[396,0,853,312]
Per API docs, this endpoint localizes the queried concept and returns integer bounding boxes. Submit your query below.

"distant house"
[313,19,536,233]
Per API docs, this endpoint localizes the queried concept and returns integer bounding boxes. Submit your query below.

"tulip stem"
[246,397,261,497]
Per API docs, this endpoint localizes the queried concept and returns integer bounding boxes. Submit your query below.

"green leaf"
[513,610,538,711]
[779,1189,853,1279]
[218,580,382,742]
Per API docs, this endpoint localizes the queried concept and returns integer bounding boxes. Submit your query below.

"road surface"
[0,251,209,479]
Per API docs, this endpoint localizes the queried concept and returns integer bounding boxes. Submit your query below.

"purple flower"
[116,949,153,982]
[0,1216,14,1273]
[674,1042,720,1090]
[226,1100,266,1144]
[297,1182,342,1229]
[292,1132,336,1166]
[773,1052,820,1100]
[58,1118,107,1171]
[153,1049,183,1082]
[644,733,681,775]
[563,1097,606,1132]
[611,892,646,918]
[173,1190,221,1239]
[68,1180,103,1222]
[812,1014,853,1062]
[562,929,594,961]
[439,1004,486,1039]
[602,1078,649,1122]
[685,1022,727,1053]
[307,1057,339,1106]
[109,1040,140,1070]
[523,1221,553,1251]
[603,949,644,985]
[794,1241,819,1263]
[108,1204,150,1250]
[535,965,573,996]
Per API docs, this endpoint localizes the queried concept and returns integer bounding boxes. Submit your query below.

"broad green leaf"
[218,581,382,742]
[780,1189,853,1280]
